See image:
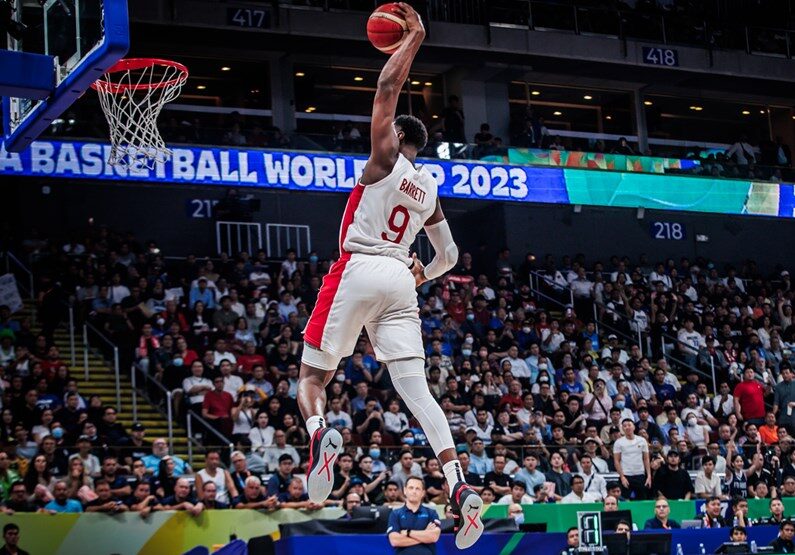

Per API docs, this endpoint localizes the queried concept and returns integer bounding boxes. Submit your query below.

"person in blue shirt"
[188,278,215,310]
[387,476,441,554]
[141,438,191,476]
[43,481,83,513]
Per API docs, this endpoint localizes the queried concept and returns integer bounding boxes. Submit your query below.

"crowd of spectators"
[2,226,795,525]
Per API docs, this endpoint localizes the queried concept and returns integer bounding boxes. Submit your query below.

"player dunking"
[296,3,483,549]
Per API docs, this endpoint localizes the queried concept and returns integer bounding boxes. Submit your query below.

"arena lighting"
[553,110,562,116]
[410,80,420,85]
[431,115,438,119]
[196,85,206,90]
[353,76,364,81]
[305,106,316,112]
[531,90,541,95]
[605,115,612,120]
[643,100,653,106]
[295,72,305,77]
[583,95,592,100]
[689,105,703,111]
[742,110,751,115]
[221,66,231,71]
[424,81,432,86]
[760,109,766,114]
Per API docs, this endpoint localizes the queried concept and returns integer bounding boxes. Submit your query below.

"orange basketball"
[367,3,407,55]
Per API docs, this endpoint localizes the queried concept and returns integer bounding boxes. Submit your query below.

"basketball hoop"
[91,58,189,169]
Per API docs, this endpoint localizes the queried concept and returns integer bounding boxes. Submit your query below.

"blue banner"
[2,140,793,219]
[0,140,569,205]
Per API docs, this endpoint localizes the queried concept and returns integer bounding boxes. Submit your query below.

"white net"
[93,59,188,169]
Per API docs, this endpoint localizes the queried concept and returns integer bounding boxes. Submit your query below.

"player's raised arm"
[363,3,425,183]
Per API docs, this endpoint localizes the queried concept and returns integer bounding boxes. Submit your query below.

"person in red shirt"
[734,367,770,425]
[237,342,266,377]
[499,379,524,413]
[202,376,235,437]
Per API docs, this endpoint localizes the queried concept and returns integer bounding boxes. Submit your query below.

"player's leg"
[385,357,484,549]
[298,346,344,503]
[299,256,370,503]
[367,259,483,548]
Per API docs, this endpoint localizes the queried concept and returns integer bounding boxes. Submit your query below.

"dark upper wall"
[7,177,795,273]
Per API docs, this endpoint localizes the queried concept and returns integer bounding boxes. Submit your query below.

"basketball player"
[296,3,483,549]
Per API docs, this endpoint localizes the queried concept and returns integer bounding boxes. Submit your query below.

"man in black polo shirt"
[652,450,694,500]
[387,476,441,554]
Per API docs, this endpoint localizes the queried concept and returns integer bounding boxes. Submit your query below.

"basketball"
[367,3,407,55]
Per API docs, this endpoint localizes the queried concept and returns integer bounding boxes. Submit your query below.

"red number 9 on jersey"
[381,205,410,244]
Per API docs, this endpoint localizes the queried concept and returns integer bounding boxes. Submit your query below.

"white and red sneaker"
[306,427,343,503]
[450,482,484,549]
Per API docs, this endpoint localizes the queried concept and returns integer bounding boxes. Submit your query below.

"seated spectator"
[754,498,788,526]
[141,438,191,477]
[561,475,600,504]
[694,456,722,500]
[497,480,533,505]
[701,496,728,528]
[161,478,204,516]
[382,481,404,508]
[43,481,83,514]
[339,492,362,519]
[266,454,296,498]
[64,458,93,499]
[576,454,607,500]
[326,397,353,430]
[233,476,277,510]
[201,482,230,510]
[643,498,681,530]
[124,481,161,516]
[544,452,572,501]
[98,456,130,499]
[264,429,300,472]
[3,481,37,513]
[84,479,128,513]
[278,477,321,510]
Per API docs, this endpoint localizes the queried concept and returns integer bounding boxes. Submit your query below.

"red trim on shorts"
[304,185,364,348]
[303,256,349,349]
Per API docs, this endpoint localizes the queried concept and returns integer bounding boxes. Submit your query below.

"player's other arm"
[412,199,458,287]
[361,3,425,185]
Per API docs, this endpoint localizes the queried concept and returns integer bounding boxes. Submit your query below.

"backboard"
[1,0,129,152]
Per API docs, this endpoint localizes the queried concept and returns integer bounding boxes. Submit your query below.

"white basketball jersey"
[341,154,438,263]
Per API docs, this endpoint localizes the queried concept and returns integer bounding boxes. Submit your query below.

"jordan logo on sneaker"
[466,503,478,512]
[325,438,338,450]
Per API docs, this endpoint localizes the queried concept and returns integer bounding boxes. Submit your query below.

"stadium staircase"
[21,301,204,468]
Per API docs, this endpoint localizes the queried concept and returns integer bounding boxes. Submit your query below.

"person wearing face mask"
[458,335,475,361]
[368,444,387,473]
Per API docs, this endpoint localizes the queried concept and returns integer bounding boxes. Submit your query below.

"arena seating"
[2,223,794,530]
